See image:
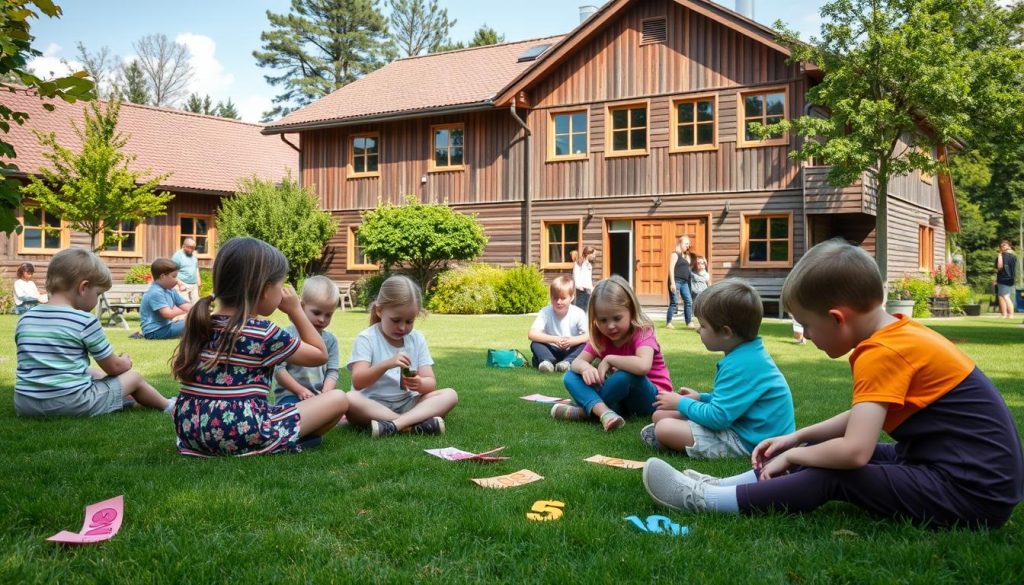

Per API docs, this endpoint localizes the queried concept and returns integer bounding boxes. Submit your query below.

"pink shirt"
[583,327,673,393]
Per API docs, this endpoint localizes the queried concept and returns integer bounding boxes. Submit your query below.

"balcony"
[802,166,877,216]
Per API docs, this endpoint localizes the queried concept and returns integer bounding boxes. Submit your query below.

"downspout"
[279,133,302,186]
[510,102,531,265]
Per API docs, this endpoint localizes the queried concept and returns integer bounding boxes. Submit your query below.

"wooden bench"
[97,284,150,329]
[745,277,786,319]
[335,281,357,311]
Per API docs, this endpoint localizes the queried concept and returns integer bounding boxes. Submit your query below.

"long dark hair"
[171,237,289,381]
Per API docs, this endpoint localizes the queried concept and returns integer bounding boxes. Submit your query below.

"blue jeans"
[666,278,692,325]
[530,341,585,367]
[143,320,186,340]
[563,370,659,417]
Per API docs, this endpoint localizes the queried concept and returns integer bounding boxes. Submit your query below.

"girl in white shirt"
[573,245,596,310]
[14,263,45,314]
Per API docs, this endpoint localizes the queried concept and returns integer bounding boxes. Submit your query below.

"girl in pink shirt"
[553,275,674,431]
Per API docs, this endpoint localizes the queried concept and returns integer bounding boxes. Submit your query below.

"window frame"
[740,212,794,268]
[429,123,466,173]
[736,86,790,149]
[99,219,145,258]
[547,108,589,162]
[177,214,216,259]
[540,219,583,269]
[670,93,718,153]
[918,224,935,271]
[347,225,379,271]
[604,100,650,158]
[348,132,381,178]
[18,205,68,255]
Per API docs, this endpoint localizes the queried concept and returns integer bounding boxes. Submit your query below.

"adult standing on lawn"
[666,236,694,329]
[995,240,1016,319]
[172,238,201,304]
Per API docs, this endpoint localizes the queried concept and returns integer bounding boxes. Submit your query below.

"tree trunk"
[875,173,889,282]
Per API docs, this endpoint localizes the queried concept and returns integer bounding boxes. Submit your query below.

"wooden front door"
[635,217,708,305]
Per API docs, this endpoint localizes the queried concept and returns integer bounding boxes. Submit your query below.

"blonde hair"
[370,275,423,325]
[45,248,112,293]
[782,238,883,316]
[588,275,652,353]
[550,275,575,298]
[301,275,340,306]
[693,279,762,341]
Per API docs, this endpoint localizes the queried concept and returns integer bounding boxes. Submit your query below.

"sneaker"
[554,361,571,373]
[550,403,587,421]
[600,410,625,432]
[538,361,555,373]
[665,323,675,330]
[412,416,445,435]
[640,423,660,449]
[371,419,399,438]
[682,468,721,486]
[643,458,708,512]
[162,396,177,415]
[128,331,144,339]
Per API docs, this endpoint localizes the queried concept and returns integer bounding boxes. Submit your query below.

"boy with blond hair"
[644,239,1024,529]
[273,276,342,404]
[15,248,174,417]
[528,275,589,373]
[642,279,794,458]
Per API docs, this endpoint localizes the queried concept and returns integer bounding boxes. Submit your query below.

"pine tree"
[119,61,151,105]
[216,98,240,120]
[468,25,504,47]
[387,0,457,57]
[183,93,216,115]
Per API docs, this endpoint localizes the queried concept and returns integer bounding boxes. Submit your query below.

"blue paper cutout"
[624,514,690,537]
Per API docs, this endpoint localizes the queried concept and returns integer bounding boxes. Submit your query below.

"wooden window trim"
[605,100,650,158]
[547,108,589,162]
[177,214,216,259]
[669,93,719,153]
[428,123,466,173]
[736,85,790,149]
[347,225,378,270]
[18,205,68,255]
[99,220,145,258]
[540,218,582,269]
[740,212,794,268]
[348,132,381,179]
[918,224,935,271]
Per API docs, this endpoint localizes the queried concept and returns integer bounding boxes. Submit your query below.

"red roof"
[4,88,298,194]
[264,35,564,133]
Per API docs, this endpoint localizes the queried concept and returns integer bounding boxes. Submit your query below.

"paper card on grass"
[425,446,509,462]
[47,495,124,545]
[519,394,570,404]
[585,455,645,469]
[471,469,544,489]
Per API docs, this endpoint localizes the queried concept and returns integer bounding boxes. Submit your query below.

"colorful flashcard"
[519,394,570,403]
[526,500,565,522]
[471,469,544,489]
[624,514,690,537]
[585,454,645,469]
[47,495,124,545]
[424,446,509,462]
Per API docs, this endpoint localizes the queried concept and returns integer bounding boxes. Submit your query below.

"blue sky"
[28,1,829,122]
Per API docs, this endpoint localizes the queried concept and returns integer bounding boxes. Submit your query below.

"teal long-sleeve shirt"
[678,337,795,452]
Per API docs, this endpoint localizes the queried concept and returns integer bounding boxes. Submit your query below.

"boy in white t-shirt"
[528,276,589,373]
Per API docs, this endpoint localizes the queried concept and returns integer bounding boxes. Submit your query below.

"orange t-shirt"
[849,316,975,433]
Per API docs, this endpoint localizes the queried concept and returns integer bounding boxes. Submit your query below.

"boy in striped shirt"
[15,248,175,417]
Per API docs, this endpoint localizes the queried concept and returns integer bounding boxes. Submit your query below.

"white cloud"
[26,43,82,79]
[236,95,274,123]
[176,32,235,98]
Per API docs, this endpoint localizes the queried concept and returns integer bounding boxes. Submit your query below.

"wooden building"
[1,88,299,282]
[266,0,959,305]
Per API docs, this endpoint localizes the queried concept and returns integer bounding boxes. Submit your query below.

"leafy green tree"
[770,0,1024,279]
[358,198,488,291]
[183,93,215,115]
[0,0,96,234]
[388,0,456,56]
[119,60,150,105]
[216,98,240,119]
[217,176,337,286]
[254,0,388,120]
[468,24,504,47]
[21,99,174,250]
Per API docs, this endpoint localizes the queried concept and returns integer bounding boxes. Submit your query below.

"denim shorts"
[996,284,1015,297]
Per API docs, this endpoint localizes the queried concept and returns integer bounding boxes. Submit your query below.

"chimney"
[735,0,754,19]
[579,5,598,23]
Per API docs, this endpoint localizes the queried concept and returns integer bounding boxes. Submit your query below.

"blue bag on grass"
[486,349,527,368]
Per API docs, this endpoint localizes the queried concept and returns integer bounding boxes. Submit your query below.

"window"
[350,133,380,177]
[101,220,143,256]
[541,220,581,268]
[607,103,648,156]
[918,225,934,271]
[741,213,792,267]
[20,206,65,253]
[179,215,214,256]
[738,87,788,147]
[347,226,378,270]
[549,110,588,160]
[430,124,465,171]
[671,95,717,152]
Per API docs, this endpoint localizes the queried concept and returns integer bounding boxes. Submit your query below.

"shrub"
[355,272,390,308]
[904,276,934,318]
[947,283,971,315]
[495,264,547,314]
[124,263,152,284]
[0,270,15,314]
[428,264,504,314]
[200,268,213,297]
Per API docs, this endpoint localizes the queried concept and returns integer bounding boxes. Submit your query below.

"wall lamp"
[652,195,663,208]
[723,200,732,216]
[586,205,595,219]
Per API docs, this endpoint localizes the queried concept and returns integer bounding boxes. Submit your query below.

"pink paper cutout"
[47,495,124,545]
[425,446,509,462]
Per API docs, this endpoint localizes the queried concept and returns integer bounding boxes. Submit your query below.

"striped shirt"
[15,305,114,399]
[179,316,300,400]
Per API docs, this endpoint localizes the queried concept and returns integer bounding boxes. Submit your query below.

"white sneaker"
[538,361,555,373]
[643,458,709,512]
[554,361,571,373]
[682,468,721,486]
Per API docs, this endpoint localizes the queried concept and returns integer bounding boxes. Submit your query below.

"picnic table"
[97,284,149,329]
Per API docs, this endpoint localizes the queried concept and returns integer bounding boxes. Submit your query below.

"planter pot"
[928,296,950,318]
[886,299,916,317]
[963,303,981,316]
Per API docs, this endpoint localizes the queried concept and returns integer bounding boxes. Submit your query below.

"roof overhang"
[262,102,497,135]
[936,144,960,233]
[6,170,233,197]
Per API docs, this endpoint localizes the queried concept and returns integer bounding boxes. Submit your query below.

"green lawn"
[0,312,1022,583]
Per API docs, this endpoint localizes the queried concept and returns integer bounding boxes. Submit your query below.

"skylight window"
[517,44,552,62]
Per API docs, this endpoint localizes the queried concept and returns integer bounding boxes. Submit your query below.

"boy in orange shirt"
[644,239,1024,528]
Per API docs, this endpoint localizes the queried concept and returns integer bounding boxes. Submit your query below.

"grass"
[0,311,1022,583]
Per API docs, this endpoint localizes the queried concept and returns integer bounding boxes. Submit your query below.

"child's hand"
[757,451,795,480]
[653,391,683,411]
[678,387,701,400]
[581,365,603,386]
[557,336,570,349]
[296,388,315,401]
[120,353,133,369]
[390,351,412,370]
[751,433,801,471]
[402,373,422,392]
[596,359,615,382]
[277,285,301,315]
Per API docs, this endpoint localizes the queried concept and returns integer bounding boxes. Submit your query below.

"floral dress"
[174,316,302,456]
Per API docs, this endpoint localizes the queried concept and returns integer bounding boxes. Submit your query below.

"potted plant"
[963,292,982,316]
[886,277,917,317]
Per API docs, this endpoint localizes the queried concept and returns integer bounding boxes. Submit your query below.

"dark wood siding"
[887,196,945,277]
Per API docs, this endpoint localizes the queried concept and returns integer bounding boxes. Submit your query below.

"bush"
[0,270,15,314]
[355,272,390,308]
[428,264,504,314]
[903,276,934,318]
[124,263,152,284]
[495,264,547,314]
[199,268,213,297]
[947,283,971,315]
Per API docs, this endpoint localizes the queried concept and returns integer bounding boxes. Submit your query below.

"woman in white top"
[14,262,45,315]
[572,245,596,311]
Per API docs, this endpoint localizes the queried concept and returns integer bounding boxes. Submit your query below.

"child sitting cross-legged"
[139,258,192,340]
[528,275,589,373]
[643,239,1024,529]
[273,276,341,405]
[641,279,795,458]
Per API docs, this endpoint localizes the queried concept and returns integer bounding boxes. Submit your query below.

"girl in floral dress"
[171,237,348,456]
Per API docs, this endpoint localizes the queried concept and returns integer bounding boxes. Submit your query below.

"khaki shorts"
[180,281,201,304]
[684,421,750,459]
[15,376,124,417]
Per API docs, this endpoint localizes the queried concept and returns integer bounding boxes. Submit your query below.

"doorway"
[605,216,709,306]
[607,220,633,287]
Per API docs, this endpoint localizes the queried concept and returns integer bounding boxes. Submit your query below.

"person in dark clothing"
[995,240,1016,319]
